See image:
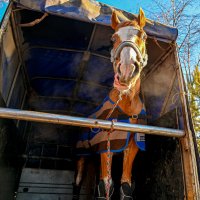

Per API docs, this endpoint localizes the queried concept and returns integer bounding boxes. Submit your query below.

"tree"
[146,0,200,81]
[188,64,200,152]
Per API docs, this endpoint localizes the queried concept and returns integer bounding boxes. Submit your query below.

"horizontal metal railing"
[0,107,185,137]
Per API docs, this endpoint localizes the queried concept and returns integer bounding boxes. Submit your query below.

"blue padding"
[31,79,76,97]
[29,97,71,111]
[85,96,109,117]
[25,48,83,79]
[82,55,114,87]
[73,102,97,116]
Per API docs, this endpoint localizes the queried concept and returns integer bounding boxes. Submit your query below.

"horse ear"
[138,8,146,29]
[111,11,120,30]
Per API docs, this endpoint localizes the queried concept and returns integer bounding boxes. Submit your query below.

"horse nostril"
[135,62,140,70]
[130,62,139,77]
[134,62,140,74]
[118,63,122,75]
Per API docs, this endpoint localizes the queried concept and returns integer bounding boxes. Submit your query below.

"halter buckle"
[132,114,138,119]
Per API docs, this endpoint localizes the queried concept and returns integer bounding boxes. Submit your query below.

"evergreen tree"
[188,64,200,152]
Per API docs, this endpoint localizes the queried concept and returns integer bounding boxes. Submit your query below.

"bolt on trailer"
[0,0,199,200]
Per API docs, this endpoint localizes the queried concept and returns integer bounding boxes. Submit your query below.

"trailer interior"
[0,1,199,200]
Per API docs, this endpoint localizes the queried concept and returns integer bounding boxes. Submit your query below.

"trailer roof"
[16,0,178,42]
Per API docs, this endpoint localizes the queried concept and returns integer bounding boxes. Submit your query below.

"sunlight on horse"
[73,8,148,200]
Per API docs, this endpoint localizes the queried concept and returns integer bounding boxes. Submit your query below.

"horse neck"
[110,78,142,116]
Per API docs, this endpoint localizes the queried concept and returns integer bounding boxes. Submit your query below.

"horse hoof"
[72,183,81,200]
[120,182,135,200]
[96,180,114,200]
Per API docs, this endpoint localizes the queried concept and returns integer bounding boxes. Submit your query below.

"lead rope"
[105,92,123,200]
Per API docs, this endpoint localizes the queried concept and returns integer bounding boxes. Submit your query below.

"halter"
[110,29,148,70]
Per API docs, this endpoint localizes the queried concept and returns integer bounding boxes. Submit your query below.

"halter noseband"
[111,30,148,70]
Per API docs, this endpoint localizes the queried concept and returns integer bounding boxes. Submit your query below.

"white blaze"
[116,26,138,41]
[120,47,137,65]
[117,26,139,65]
[116,26,139,79]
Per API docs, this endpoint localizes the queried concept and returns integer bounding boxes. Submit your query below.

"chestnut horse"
[73,9,148,200]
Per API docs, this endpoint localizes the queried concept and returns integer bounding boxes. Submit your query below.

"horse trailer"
[0,0,199,199]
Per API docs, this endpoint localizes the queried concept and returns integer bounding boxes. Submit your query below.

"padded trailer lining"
[16,9,180,123]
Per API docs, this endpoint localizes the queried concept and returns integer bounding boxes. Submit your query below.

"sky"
[98,0,152,16]
[0,1,9,23]
[98,0,200,16]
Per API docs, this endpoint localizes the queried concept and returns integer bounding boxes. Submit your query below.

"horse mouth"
[114,74,130,91]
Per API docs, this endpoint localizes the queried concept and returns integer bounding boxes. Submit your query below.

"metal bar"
[87,24,96,51]
[91,52,110,60]
[16,90,27,127]
[0,107,184,137]
[6,62,21,106]
[35,95,99,106]
[31,76,111,89]
[23,46,110,60]
[20,154,72,162]
[19,13,48,27]
[11,8,31,89]
[23,45,85,54]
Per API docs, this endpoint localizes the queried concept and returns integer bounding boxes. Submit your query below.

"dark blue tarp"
[15,0,178,42]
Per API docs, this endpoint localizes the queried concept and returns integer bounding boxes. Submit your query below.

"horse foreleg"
[73,157,85,200]
[96,152,114,199]
[100,152,113,182]
[75,156,85,186]
[120,136,138,200]
[121,136,139,185]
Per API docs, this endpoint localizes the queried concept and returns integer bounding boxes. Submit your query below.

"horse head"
[111,8,148,93]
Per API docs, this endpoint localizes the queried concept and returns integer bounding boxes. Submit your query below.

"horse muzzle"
[114,74,129,91]
[114,62,140,92]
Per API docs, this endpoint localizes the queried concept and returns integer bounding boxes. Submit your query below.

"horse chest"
[118,97,143,117]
